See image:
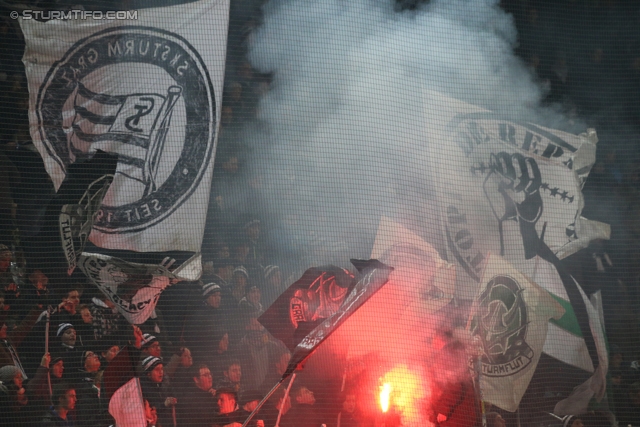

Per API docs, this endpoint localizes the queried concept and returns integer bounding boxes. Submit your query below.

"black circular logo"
[36,26,216,233]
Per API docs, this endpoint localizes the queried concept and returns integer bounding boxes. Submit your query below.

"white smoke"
[243,0,577,268]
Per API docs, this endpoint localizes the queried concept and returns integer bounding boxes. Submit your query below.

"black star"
[549,187,559,197]
[560,191,569,201]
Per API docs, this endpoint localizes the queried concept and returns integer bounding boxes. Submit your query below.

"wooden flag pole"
[45,309,52,397]
[275,372,296,427]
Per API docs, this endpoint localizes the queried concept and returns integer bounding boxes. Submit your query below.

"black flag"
[282,259,393,378]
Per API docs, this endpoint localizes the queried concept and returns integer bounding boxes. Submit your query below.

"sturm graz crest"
[471,274,534,377]
[36,26,216,233]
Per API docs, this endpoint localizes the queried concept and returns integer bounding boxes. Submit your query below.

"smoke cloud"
[239,2,592,424]
[243,0,576,270]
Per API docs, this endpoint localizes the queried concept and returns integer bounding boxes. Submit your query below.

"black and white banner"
[77,251,199,324]
[21,0,230,259]
[59,175,113,275]
[424,90,608,391]
[424,89,608,299]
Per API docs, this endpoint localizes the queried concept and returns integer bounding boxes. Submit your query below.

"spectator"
[0,250,12,287]
[140,356,178,427]
[137,307,172,354]
[231,266,250,304]
[239,284,264,316]
[13,268,48,319]
[262,265,284,308]
[98,341,120,367]
[74,350,110,426]
[214,242,232,261]
[210,332,231,381]
[178,364,218,427]
[53,323,82,379]
[260,347,291,394]
[47,287,83,334]
[281,385,322,427]
[237,312,283,391]
[140,334,163,360]
[486,412,507,427]
[232,238,252,266]
[19,286,83,377]
[184,283,227,366]
[75,304,96,348]
[243,219,265,267]
[0,297,40,377]
[216,359,244,394]
[168,346,195,396]
[338,391,362,427]
[41,382,77,427]
[26,353,64,419]
[213,387,249,427]
[0,364,30,427]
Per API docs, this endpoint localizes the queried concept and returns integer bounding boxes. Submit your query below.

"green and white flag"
[424,89,609,409]
[469,254,564,412]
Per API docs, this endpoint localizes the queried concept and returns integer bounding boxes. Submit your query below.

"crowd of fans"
[0,236,313,427]
[2,0,640,426]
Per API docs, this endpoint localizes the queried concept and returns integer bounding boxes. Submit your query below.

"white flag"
[109,378,146,427]
[422,89,609,411]
[423,89,608,301]
[470,254,564,412]
[20,0,230,258]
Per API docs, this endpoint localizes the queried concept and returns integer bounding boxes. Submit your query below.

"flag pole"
[45,309,52,397]
[472,355,487,427]
[242,372,293,427]
[337,341,350,427]
[275,372,296,427]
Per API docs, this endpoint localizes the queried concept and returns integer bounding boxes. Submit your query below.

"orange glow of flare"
[379,383,392,413]
[378,365,429,426]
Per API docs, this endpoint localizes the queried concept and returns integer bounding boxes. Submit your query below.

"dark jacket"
[212,408,249,427]
[25,365,56,419]
[281,403,323,427]
[184,303,226,364]
[0,383,33,427]
[41,408,75,427]
[140,376,176,427]
[74,375,111,427]
[0,307,40,372]
[177,385,218,427]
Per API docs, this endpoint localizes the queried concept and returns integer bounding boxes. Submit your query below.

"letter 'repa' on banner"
[423,89,609,301]
[20,0,230,259]
[469,254,564,412]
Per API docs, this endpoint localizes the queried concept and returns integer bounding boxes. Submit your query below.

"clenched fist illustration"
[482,152,543,259]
